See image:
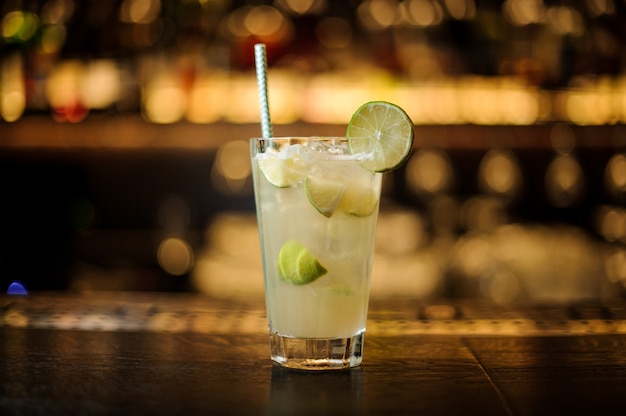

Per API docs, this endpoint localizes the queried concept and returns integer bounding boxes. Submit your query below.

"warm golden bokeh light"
[406,149,455,197]
[450,223,606,304]
[545,154,584,208]
[40,0,75,25]
[222,74,263,123]
[443,0,476,20]
[546,6,584,36]
[119,0,161,24]
[28,59,626,125]
[45,60,84,108]
[0,1,622,126]
[358,0,398,30]
[192,214,264,298]
[503,0,545,26]
[594,205,626,243]
[549,122,576,154]
[82,60,122,109]
[375,211,427,255]
[211,140,253,195]
[244,5,285,38]
[142,69,187,123]
[404,0,444,27]
[157,237,194,276]
[0,53,25,122]
[604,247,626,288]
[215,140,251,182]
[302,73,375,124]
[277,0,326,15]
[186,72,228,123]
[460,196,507,232]
[30,67,626,125]
[478,150,523,200]
[586,0,615,17]
[605,154,626,197]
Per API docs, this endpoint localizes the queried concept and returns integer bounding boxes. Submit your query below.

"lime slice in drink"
[338,185,378,217]
[258,157,304,188]
[305,175,346,217]
[277,240,327,285]
[347,101,414,172]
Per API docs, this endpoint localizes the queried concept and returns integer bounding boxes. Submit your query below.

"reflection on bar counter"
[0,0,625,124]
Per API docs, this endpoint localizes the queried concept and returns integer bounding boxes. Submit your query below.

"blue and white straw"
[254,43,273,139]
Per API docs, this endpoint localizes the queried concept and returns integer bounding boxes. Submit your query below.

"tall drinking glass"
[250,137,382,370]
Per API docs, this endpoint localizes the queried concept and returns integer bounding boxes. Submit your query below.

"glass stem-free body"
[251,137,382,370]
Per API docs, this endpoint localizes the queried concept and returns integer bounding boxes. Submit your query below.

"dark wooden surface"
[2,293,626,415]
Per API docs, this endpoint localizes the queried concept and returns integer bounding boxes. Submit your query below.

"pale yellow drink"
[251,137,382,369]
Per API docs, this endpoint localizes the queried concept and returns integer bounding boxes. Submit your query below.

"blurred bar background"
[1,0,626,305]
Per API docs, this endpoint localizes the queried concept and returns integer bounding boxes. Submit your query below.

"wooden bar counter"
[2,292,626,415]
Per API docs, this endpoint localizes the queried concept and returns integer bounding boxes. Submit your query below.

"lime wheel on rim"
[347,101,414,173]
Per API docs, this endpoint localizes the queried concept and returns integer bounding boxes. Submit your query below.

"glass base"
[269,330,364,370]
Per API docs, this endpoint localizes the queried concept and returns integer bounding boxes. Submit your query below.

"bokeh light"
[157,237,194,276]
[186,71,228,123]
[594,205,626,243]
[142,68,187,123]
[7,281,28,296]
[82,60,121,109]
[403,0,444,27]
[605,247,626,288]
[604,153,626,199]
[40,24,67,54]
[41,0,75,25]
[275,0,326,16]
[2,10,39,42]
[586,0,615,17]
[443,0,476,20]
[357,0,398,31]
[545,154,585,208]
[0,1,622,125]
[406,149,455,198]
[502,0,545,26]
[119,0,161,24]
[0,53,26,122]
[546,6,584,36]
[449,223,606,304]
[1,0,625,307]
[460,196,507,232]
[211,140,253,195]
[45,60,88,122]
[478,149,523,201]
[244,5,286,38]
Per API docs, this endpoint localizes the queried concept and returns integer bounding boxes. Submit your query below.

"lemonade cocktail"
[251,102,414,370]
[252,137,381,369]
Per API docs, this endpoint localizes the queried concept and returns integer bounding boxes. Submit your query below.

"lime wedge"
[258,157,304,188]
[277,240,327,285]
[305,175,346,217]
[347,101,414,172]
[338,185,378,217]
